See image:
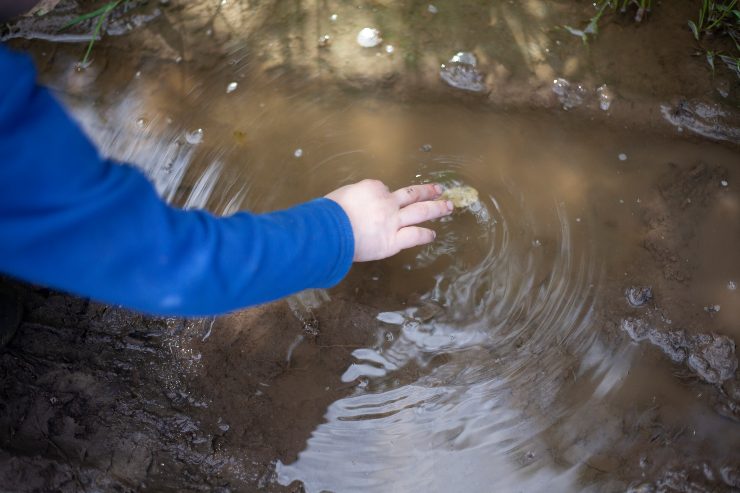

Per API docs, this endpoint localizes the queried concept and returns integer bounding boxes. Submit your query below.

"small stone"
[293,148,303,158]
[618,153,627,161]
[226,81,238,93]
[357,27,382,48]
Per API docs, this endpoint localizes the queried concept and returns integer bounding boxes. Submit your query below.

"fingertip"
[433,183,443,195]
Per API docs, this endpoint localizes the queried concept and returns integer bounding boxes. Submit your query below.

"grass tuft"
[59,0,122,67]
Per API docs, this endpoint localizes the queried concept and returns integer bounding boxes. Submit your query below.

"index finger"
[392,183,443,208]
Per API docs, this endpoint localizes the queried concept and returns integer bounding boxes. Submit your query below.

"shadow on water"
[3,1,740,492]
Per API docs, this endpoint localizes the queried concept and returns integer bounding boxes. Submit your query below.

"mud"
[1,1,740,492]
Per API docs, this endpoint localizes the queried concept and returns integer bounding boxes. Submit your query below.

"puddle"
[1,1,740,492]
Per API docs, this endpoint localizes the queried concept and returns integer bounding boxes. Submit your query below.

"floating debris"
[552,78,587,110]
[440,51,486,93]
[318,34,331,48]
[185,128,204,145]
[729,281,737,291]
[226,81,238,93]
[441,185,479,208]
[618,153,628,161]
[625,286,653,307]
[356,27,382,48]
[596,84,614,111]
[419,144,432,152]
[704,304,721,314]
[293,148,303,158]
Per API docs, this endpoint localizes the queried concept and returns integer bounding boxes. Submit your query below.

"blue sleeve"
[0,45,355,316]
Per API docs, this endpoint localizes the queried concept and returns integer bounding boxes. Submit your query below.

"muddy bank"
[4,0,740,144]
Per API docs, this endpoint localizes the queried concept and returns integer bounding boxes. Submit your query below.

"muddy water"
[3,1,740,492]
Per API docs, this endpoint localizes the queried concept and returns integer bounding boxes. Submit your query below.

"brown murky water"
[2,1,740,492]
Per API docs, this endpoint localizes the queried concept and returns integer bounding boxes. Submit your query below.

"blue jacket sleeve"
[0,45,354,316]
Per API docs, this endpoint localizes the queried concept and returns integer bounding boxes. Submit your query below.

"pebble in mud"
[621,318,738,384]
[552,78,587,110]
[625,286,653,307]
[440,52,486,93]
[356,28,382,48]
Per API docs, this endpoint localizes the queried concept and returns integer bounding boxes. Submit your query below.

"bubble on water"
[729,281,737,291]
[134,70,142,79]
[293,148,303,158]
[185,128,204,145]
[318,34,331,48]
[135,117,148,128]
[721,180,729,187]
[552,78,587,110]
[532,239,542,247]
[596,84,614,111]
[385,44,395,54]
[357,27,382,48]
[330,13,338,22]
[440,51,486,93]
[427,4,438,14]
[226,81,238,93]
[618,153,628,161]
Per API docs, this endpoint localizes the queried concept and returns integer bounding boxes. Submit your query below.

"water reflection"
[276,157,617,491]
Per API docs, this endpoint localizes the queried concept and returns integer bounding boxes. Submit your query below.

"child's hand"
[326,180,454,262]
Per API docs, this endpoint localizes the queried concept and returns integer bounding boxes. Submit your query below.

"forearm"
[0,44,354,316]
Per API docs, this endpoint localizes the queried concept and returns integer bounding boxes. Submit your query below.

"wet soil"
[1,1,740,492]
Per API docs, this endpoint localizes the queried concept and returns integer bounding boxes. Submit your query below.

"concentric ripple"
[276,157,630,492]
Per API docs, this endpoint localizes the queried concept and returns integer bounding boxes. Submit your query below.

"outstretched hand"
[325,180,453,262]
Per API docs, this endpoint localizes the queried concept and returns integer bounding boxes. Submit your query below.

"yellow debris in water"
[441,185,479,208]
